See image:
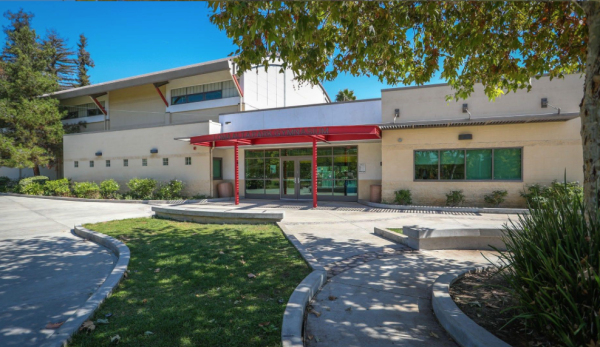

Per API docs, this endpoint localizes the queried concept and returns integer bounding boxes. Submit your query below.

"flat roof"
[50,57,233,100]
[378,112,579,129]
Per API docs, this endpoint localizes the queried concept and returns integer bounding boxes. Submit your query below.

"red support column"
[234,142,240,205]
[312,138,317,208]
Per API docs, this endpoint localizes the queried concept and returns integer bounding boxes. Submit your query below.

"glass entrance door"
[281,158,313,199]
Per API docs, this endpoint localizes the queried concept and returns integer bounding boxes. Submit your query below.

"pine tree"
[44,29,76,89]
[75,34,94,87]
[0,10,64,176]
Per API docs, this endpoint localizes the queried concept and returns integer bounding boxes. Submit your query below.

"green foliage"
[19,175,49,189]
[521,181,583,208]
[44,178,70,197]
[209,2,585,101]
[72,181,100,199]
[445,190,465,207]
[126,178,157,200]
[100,179,120,199]
[0,10,64,173]
[75,34,94,87]
[0,176,17,192]
[495,183,600,347]
[335,89,356,102]
[22,182,44,195]
[44,29,76,88]
[155,179,185,200]
[394,189,412,205]
[484,190,508,207]
[69,218,310,346]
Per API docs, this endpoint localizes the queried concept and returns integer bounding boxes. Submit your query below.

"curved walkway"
[0,196,151,346]
[183,199,513,347]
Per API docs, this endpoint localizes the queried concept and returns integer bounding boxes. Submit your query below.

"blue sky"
[0,1,443,100]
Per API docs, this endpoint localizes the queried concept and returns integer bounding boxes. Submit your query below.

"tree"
[209,1,600,210]
[75,33,94,87]
[0,10,63,176]
[44,29,76,89]
[335,88,356,102]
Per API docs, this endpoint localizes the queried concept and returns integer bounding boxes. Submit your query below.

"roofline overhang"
[49,57,233,100]
[378,112,579,130]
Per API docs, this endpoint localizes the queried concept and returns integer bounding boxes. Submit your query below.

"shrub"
[21,182,44,195]
[72,182,100,199]
[127,178,157,200]
[445,190,465,206]
[44,179,71,197]
[495,182,600,347]
[19,176,49,191]
[155,179,185,200]
[394,189,412,205]
[483,190,508,207]
[0,176,17,193]
[100,179,120,199]
[521,180,583,208]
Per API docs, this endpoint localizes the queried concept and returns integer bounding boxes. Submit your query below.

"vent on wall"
[95,151,102,156]
[458,134,473,140]
[150,148,158,154]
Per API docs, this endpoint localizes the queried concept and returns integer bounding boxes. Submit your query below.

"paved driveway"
[0,196,152,346]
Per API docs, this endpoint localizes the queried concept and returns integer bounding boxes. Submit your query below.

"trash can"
[370,184,382,203]
[217,182,233,198]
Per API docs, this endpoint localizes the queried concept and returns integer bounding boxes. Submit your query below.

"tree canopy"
[335,88,356,102]
[76,34,94,87]
[210,2,585,100]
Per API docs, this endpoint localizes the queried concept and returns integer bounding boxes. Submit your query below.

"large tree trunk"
[32,165,40,176]
[582,3,600,210]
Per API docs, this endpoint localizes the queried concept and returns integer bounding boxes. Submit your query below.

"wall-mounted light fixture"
[541,98,561,114]
[95,151,102,156]
[397,138,403,142]
[393,109,400,123]
[150,148,158,154]
[462,103,472,120]
[225,121,232,125]
[458,134,473,140]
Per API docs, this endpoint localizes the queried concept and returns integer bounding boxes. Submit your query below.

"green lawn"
[69,218,310,347]
[388,228,403,234]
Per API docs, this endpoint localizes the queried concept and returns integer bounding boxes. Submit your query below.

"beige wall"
[63,122,213,196]
[108,84,167,130]
[381,74,582,124]
[381,119,583,207]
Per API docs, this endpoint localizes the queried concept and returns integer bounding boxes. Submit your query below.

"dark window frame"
[171,85,225,106]
[213,157,223,180]
[413,147,524,182]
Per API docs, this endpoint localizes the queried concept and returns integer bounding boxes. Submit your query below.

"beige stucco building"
[3,57,583,207]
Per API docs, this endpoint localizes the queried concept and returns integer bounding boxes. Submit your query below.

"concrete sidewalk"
[187,200,513,347]
[0,196,151,347]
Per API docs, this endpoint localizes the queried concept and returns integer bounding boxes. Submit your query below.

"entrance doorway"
[281,157,313,200]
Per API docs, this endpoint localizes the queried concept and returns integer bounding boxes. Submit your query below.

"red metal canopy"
[189,125,381,147]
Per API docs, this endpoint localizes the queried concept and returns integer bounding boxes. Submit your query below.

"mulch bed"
[449,268,558,347]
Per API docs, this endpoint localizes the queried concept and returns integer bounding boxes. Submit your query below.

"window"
[142,158,147,167]
[106,160,110,167]
[74,161,78,168]
[89,161,94,168]
[170,81,237,105]
[213,158,222,179]
[185,157,192,166]
[163,158,169,166]
[414,148,522,181]
[123,159,128,167]
[61,102,105,119]
[244,150,279,196]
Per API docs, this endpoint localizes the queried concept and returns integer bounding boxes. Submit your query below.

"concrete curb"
[431,267,510,347]
[359,199,528,215]
[277,222,327,347]
[0,192,236,205]
[41,225,130,347]
[153,206,285,224]
[374,226,409,246]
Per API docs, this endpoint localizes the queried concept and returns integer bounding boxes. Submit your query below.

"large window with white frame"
[170,81,237,105]
[414,148,522,181]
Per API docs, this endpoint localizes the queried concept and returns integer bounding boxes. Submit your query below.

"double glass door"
[282,157,313,199]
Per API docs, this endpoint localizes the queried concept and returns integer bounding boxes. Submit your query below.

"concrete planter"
[152,206,285,224]
[432,267,510,347]
[374,226,506,251]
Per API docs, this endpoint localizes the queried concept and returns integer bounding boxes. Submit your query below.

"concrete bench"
[152,206,285,224]
[374,226,506,251]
